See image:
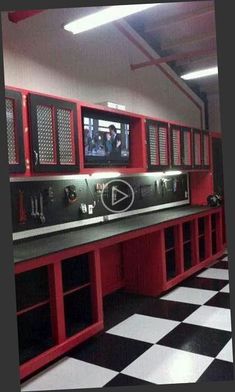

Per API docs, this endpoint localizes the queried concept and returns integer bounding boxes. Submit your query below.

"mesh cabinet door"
[146,120,169,171]
[171,126,182,168]
[202,131,210,168]
[193,129,202,168]
[181,127,192,169]
[5,89,25,173]
[28,93,79,173]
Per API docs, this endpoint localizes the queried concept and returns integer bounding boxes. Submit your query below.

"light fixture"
[181,67,218,80]
[91,172,121,178]
[64,3,159,35]
[164,171,182,176]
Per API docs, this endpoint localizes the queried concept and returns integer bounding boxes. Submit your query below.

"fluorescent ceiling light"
[91,172,121,178]
[164,171,182,176]
[181,67,218,80]
[64,3,159,34]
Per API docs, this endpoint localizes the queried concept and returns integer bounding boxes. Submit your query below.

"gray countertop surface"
[13,205,215,264]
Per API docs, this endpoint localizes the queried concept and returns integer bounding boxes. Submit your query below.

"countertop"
[13,205,216,264]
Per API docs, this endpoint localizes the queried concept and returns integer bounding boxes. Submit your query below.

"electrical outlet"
[80,203,87,213]
[88,204,94,214]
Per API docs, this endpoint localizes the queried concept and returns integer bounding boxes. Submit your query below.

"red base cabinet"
[15,207,225,381]
[15,249,104,381]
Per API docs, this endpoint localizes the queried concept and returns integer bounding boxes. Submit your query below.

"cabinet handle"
[34,150,39,165]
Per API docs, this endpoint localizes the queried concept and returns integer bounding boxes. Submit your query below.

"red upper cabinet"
[170,125,181,168]
[170,125,192,169]
[5,89,26,173]
[192,128,202,169]
[28,93,79,173]
[202,131,210,169]
[146,119,169,171]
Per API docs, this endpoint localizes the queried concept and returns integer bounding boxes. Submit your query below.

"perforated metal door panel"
[203,133,210,166]
[57,108,75,165]
[194,132,201,166]
[36,105,55,164]
[172,128,181,166]
[159,127,168,166]
[6,98,17,164]
[183,131,191,166]
[148,124,158,166]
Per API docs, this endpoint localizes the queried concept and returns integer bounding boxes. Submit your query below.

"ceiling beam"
[130,48,216,71]
[145,5,214,34]
[161,32,216,51]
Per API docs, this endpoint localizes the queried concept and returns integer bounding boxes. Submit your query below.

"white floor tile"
[220,284,230,293]
[184,305,232,332]
[197,268,229,280]
[160,286,218,305]
[106,314,180,344]
[21,357,118,391]
[216,339,234,362]
[121,344,213,384]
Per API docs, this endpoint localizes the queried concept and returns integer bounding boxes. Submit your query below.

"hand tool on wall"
[34,195,39,218]
[30,196,36,218]
[39,192,46,224]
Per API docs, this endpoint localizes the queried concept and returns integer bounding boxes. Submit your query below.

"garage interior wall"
[1,9,204,128]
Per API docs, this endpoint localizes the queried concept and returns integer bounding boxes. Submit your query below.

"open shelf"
[183,222,191,242]
[62,254,90,292]
[199,236,206,261]
[64,286,93,338]
[15,266,49,312]
[17,304,54,365]
[166,249,176,281]
[184,241,192,270]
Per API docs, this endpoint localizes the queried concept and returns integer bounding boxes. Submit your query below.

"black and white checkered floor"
[21,252,234,390]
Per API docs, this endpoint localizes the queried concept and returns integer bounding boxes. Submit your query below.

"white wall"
[207,93,221,132]
[1,9,204,128]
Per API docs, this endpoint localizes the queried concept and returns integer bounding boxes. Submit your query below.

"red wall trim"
[8,11,44,23]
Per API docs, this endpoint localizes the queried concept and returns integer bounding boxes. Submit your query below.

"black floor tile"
[157,323,232,357]
[212,260,229,269]
[198,359,234,382]
[182,276,227,291]
[205,292,230,309]
[137,299,199,322]
[104,373,155,387]
[69,332,152,372]
[103,290,160,330]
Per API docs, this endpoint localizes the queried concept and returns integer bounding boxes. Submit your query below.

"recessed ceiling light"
[64,3,159,35]
[181,67,218,80]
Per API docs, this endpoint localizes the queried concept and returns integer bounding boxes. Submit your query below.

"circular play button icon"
[101,179,135,213]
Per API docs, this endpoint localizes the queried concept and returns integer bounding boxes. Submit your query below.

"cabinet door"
[5,89,25,173]
[28,93,79,173]
[202,131,210,169]
[146,120,169,171]
[181,127,192,169]
[170,126,181,168]
[193,129,202,168]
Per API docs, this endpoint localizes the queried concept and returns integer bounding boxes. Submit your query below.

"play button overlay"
[101,179,135,213]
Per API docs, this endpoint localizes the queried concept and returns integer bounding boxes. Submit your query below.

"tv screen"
[83,113,130,167]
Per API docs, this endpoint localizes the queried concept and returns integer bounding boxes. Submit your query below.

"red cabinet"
[146,119,169,171]
[28,93,79,173]
[192,128,202,168]
[5,89,26,173]
[202,131,210,169]
[170,125,192,169]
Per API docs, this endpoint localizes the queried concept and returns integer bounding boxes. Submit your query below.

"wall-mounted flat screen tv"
[83,110,130,167]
